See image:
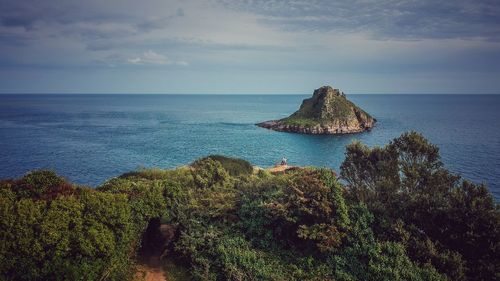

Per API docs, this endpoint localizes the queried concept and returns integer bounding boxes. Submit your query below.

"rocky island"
[257,86,376,134]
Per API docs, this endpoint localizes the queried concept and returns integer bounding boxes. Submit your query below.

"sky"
[0,0,500,94]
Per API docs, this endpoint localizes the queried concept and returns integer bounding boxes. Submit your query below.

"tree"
[340,131,500,281]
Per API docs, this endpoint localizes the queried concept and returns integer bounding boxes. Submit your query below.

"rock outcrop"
[256,86,376,134]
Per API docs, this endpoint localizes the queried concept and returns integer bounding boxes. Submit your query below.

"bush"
[239,169,349,254]
[191,158,231,189]
[329,204,446,281]
[6,170,75,199]
[0,172,169,280]
[204,155,253,177]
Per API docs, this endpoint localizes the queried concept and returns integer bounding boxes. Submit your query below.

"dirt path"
[134,221,175,281]
[134,253,167,281]
[266,165,296,173]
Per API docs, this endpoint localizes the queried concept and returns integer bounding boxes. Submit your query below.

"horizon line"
[1,92,500,95]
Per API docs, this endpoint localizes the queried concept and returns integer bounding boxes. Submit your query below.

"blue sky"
[1,0,499,94]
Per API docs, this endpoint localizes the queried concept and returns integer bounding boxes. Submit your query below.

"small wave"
[219,122,253,127]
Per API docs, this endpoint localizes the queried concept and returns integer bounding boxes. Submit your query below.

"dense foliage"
[0,132,498,280]
[0,172,138,280]
[202,155,254,177]
[341,132,500,281]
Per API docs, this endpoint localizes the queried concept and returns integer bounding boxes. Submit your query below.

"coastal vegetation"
[0,132,498,280]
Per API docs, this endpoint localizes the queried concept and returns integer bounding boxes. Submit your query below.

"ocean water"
[0,94,499,199]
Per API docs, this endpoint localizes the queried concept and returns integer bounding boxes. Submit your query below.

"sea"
[1,94,499,199]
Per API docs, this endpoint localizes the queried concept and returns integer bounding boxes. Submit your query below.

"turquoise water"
[0,94,499,198]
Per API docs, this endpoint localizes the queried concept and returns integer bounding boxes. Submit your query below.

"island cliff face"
[257,86,376,134]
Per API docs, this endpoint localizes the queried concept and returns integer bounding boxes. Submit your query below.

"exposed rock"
[256,86,376,134]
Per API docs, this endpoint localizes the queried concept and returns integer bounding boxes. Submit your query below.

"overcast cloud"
[0,0,499,93]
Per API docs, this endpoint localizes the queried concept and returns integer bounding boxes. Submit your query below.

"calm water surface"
[1,94,499,198]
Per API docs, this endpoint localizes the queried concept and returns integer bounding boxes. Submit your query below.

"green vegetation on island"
[1,132,499,281]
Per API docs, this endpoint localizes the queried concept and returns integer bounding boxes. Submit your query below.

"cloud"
[218,0,500,41]
[0,0,500,93]
[127,50,188,66]
[0,0,289,67]
[136,8,185,32]
[0,0,186,47]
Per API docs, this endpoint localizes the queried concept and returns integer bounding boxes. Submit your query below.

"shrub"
[204,155,253,177]
[0,173,168,280]
[7,170,74,199]
[239,169,349,254]
[191,158,231,189]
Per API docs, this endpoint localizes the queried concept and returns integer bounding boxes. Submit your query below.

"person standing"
[281,157,287,166]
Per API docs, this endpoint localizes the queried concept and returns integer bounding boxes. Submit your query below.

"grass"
[281,117,320,127]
